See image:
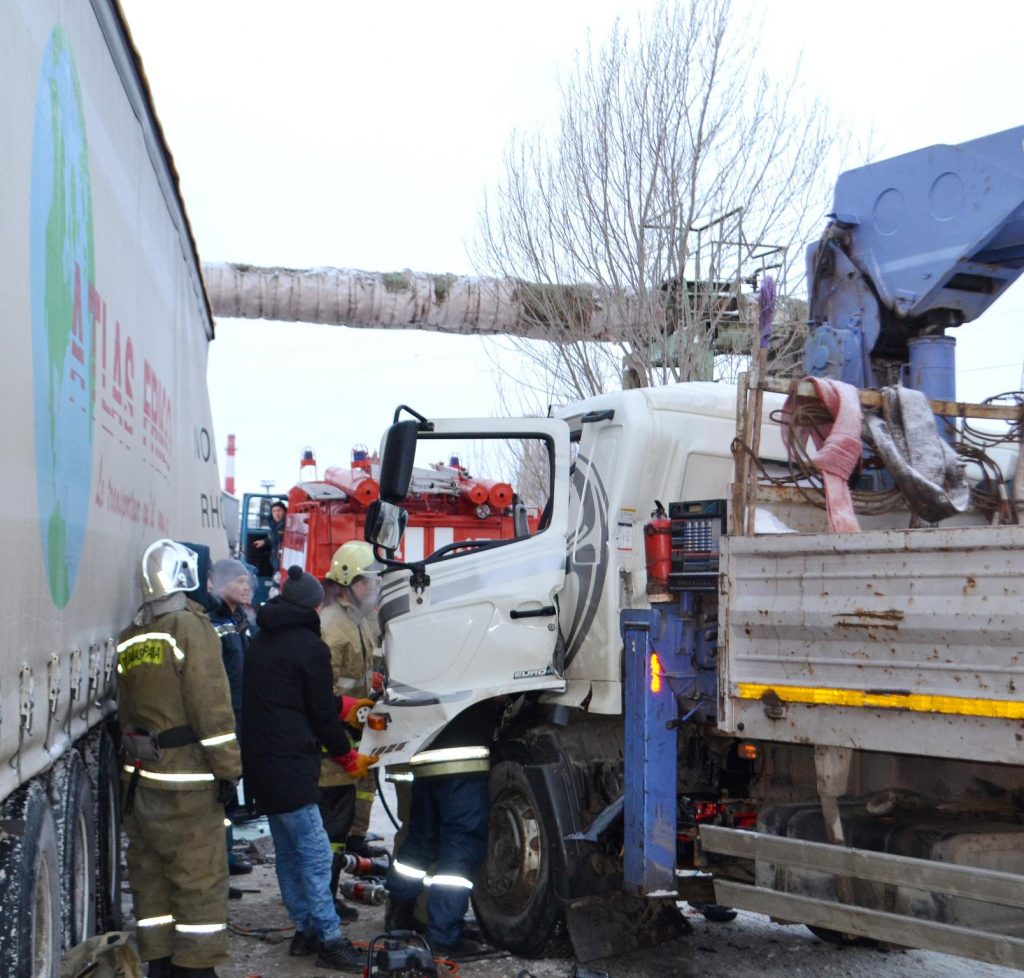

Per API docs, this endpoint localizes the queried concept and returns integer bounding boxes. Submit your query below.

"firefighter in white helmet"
[116,539,242,978]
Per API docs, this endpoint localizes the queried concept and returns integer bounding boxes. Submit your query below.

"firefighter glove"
[335,749,378,780]
[341,696,376,729]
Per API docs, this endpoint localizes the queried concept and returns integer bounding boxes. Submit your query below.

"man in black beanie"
[242,566,375,973]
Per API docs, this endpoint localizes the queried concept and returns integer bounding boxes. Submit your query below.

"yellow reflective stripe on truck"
[735,683,1024,720]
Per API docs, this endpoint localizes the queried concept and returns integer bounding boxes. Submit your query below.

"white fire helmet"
[140,539,200,602]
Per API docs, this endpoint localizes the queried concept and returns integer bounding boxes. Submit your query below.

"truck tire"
[0,781,61,978]
[57,751,97,946]
[95,727,123,931]
[472,761,562,957]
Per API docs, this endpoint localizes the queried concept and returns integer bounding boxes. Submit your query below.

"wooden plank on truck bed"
[758,376,1024,421]
[713,880,1024,970]
[702,825,1024,909]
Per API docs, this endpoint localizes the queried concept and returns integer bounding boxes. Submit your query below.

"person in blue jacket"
[209,558,255,875]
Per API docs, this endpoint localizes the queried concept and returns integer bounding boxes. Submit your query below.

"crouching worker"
[117,540,242,978]
[242,565,376,973]
[385,703,497,961]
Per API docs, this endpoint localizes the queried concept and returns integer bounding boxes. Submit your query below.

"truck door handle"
[509,605,557,620]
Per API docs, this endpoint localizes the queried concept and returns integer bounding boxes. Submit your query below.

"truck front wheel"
[473,761,562,957]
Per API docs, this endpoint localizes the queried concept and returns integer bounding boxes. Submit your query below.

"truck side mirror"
[364,499,408,552]
[379,419,419,503]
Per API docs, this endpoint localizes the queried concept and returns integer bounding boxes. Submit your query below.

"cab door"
[362,417,570,763]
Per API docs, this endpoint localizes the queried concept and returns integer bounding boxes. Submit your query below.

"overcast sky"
[119,0,1024,496]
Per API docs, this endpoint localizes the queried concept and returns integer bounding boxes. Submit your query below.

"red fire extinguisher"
[644,501,672,589]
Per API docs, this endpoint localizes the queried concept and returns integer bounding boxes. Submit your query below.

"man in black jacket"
[241,566,374,973]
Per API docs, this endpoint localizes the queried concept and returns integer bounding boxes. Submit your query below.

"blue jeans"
[268,803,342,942]
[386,776,490,947]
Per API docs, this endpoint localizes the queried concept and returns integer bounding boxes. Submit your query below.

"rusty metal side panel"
[719,526,1024,765]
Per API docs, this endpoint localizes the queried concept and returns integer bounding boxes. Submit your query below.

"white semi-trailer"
[1,2,230,974]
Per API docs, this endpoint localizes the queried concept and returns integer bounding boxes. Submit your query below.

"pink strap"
[781,377,862,533]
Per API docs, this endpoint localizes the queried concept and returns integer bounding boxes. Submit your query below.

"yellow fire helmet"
[326,540,385,586]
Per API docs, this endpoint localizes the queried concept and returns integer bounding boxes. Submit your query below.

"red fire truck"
[244,447,536,589]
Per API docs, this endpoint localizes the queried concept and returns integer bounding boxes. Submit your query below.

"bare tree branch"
[475,0,848,405]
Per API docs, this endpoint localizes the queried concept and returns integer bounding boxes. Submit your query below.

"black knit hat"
[280,565,324,609]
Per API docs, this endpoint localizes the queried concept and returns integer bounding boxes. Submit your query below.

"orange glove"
[371,671,384,693]
[333,749,377,780]
[341,697,375,729]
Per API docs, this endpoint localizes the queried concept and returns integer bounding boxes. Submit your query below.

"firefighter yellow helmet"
[326,540,383,586]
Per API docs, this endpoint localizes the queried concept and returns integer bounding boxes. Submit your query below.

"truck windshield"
[389,433,552,563]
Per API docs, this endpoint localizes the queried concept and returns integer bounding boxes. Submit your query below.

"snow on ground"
[199,782,1018,978]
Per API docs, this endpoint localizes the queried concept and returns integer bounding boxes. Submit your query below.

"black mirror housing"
[379,419,419,503]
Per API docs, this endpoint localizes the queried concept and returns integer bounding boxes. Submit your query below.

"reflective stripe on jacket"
[117,599,242,789]
[392,858,474,889]
[390,745,492,781]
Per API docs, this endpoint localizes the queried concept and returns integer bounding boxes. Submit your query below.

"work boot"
[147,959,172,978]
[289,925,318,956]
[385,899,421,933]
[228,856,253,875]
[333,897,360,922]
[346,834,388,859]
[316,936,364,973]
[431,936,492,962]
[169,966,219,977]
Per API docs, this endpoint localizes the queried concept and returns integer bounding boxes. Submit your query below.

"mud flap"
[565,892,689,962]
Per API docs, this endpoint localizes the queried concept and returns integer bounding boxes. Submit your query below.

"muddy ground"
[119,788,1017,978]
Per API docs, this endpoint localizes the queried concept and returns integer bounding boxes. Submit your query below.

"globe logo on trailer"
[30,26,95,608]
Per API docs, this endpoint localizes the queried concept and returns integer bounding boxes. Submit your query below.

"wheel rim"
[485,787,543,914]
[32,847,55,978]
